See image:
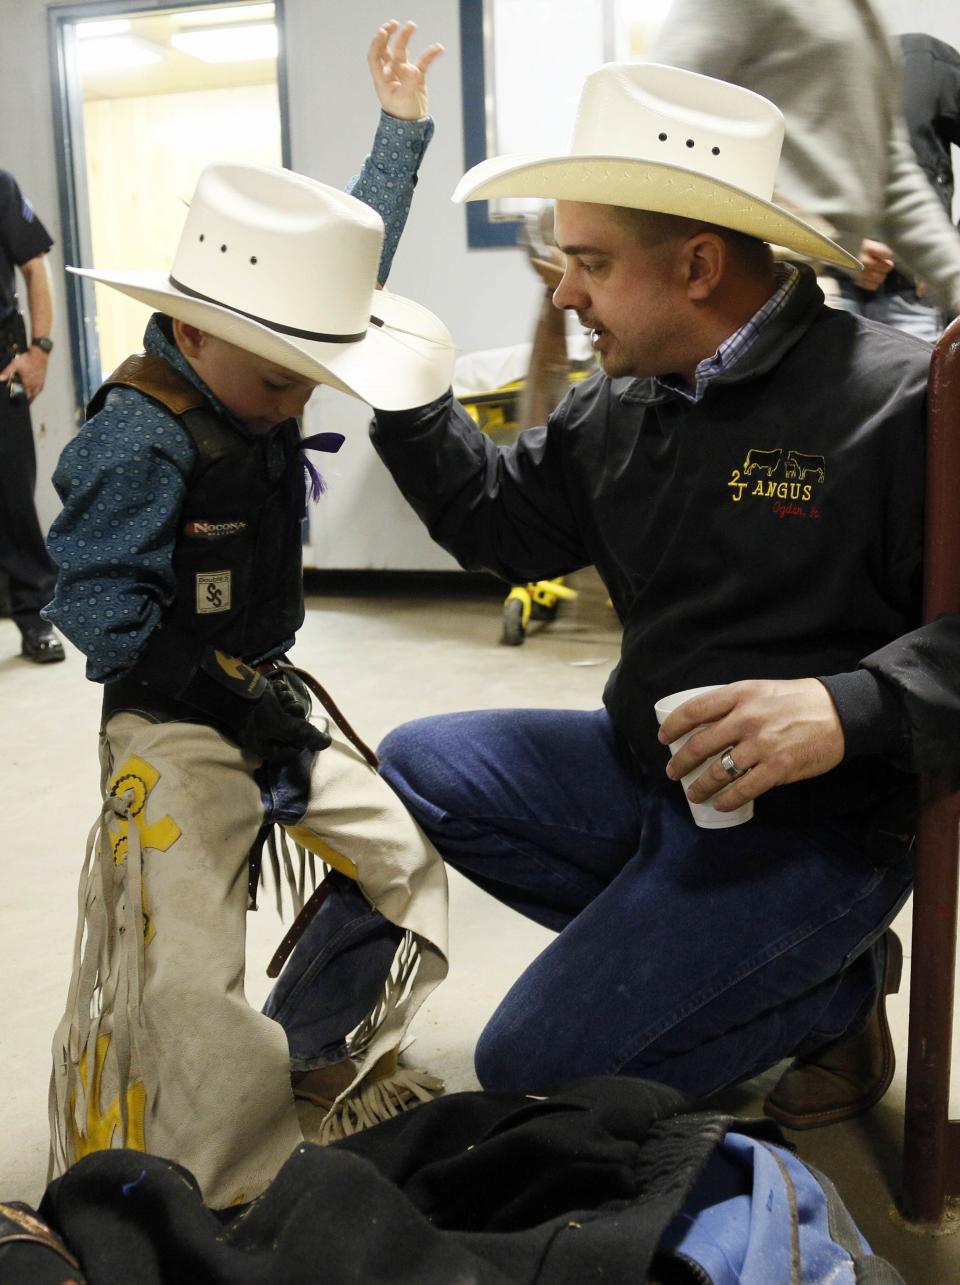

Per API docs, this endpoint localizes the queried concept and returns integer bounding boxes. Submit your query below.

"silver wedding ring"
[720,749,744,780]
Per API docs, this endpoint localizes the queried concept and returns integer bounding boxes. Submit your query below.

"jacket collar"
[619,264,827,407]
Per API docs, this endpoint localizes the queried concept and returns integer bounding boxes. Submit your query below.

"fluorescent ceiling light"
[171,22,277,62]
[77,35,164,73]
[175,5,274,26]
[76,18,132,39]
[619,0,676,19]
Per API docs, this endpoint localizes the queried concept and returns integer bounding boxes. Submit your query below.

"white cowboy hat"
[69,163,456,410]
[453,62,860,271]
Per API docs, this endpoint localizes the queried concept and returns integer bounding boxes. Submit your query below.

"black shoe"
[20,624,66,664]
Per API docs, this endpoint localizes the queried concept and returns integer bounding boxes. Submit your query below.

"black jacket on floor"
[6,1077,781,1284]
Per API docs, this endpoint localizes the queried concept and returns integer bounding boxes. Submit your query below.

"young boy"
[44,22,454,1209]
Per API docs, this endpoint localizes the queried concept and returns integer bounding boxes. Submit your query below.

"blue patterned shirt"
[357,112,434,284]
[44,112,434,681]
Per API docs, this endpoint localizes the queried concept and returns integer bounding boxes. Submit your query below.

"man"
[827,33,960,341]
[324,61,959,1130]
[899,33,960,214]
[0,169,63,662]
[651,0,960,324]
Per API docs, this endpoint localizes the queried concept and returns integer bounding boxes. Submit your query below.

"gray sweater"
[651,0,960,315]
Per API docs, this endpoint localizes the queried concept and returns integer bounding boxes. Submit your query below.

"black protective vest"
[91,355,305,715]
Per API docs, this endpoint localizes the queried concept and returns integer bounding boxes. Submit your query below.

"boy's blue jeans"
[270,707,912,1098]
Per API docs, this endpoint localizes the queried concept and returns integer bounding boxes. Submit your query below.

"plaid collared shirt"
[658,262,800,403]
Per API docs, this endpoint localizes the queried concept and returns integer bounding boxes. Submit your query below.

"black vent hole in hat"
[658,131,667,141]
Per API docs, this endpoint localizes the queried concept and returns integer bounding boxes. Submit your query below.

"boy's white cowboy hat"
[68,164,456,410]
[453,62,860,271]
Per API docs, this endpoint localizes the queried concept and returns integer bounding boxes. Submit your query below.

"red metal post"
[901,320,960,1223]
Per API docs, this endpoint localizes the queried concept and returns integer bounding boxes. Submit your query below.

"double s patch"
[196,571,231,614]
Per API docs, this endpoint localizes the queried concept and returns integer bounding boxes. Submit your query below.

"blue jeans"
[262,870,402,1070]
[827,278,943,344]
[258,752,403,1072]
[373,707,913,1098]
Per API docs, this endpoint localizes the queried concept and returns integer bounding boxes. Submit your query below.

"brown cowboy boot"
[763,929,903,1130]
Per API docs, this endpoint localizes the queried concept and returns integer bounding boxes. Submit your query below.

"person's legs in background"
[0,393,62,662]
[863,288,944,344]
[822,271,943,343]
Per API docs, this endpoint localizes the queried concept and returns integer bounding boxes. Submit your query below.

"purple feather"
[299,432,345,512]
[303,454,327,500]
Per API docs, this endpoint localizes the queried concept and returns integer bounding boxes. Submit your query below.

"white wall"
[879,0,960,45]
[0,0,539,569]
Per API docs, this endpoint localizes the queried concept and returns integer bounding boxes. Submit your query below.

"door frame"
[47,0,291,410]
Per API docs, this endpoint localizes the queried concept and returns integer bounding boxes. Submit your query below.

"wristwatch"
[31,337,53,354]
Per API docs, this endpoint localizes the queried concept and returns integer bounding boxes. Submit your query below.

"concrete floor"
[1,577,958,1281]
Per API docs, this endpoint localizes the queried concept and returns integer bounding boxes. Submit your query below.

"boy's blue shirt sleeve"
[43,387,195,682]
[348,111,434,283]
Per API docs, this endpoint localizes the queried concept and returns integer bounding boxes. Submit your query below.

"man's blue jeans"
[278,707,913,1098]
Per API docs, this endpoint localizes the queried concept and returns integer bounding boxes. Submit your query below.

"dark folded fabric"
[18,1077,784,1285]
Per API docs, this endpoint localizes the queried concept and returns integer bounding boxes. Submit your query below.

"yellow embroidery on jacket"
[70,1034,147,1157]
[106,755,180,944]
[107,756,181,865]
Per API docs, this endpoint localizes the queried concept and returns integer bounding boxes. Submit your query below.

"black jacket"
[30,1078,772,1284]
[372,268,952,832]
[90,354,305,727]
[900,33,960,219]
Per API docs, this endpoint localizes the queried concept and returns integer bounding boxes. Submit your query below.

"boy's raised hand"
[369,18,444,121]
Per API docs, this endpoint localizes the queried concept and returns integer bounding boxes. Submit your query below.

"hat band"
[168,274,368,343]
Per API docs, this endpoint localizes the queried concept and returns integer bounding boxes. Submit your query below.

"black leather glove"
[193,649,330,761]
[264,666,313,720]
[241,679,331,761]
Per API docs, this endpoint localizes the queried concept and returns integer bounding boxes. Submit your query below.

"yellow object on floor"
[501,578,578,646]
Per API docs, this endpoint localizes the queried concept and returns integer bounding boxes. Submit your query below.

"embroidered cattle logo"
[743,447,782,476]
[783,450,825,482]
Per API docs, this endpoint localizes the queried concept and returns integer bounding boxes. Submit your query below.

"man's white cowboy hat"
[454,62,860,271]
[69,164,456,410]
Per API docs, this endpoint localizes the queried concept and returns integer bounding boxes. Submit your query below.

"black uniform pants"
[0,389,57,631]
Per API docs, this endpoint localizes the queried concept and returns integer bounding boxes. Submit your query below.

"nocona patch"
[184,519,248,538]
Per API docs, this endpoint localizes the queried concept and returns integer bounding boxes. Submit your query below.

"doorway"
[49,0,288,406]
